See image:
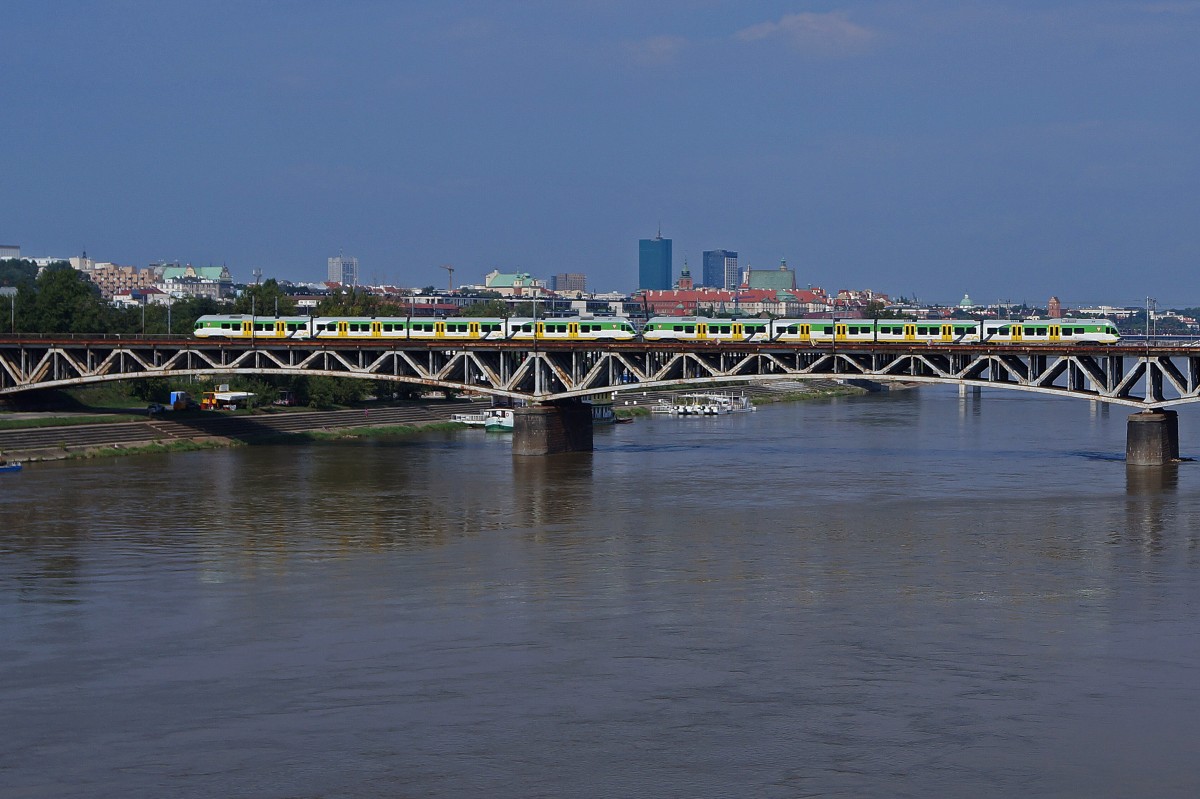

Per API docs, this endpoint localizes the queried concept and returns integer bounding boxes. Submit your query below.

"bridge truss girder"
[2,340,1200,409]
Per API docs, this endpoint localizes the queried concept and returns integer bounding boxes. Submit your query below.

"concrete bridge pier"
[1127,410,1179,466]
[513,400,593,456]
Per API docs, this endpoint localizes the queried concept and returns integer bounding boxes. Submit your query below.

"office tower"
[702,250,739,289]
[551,273,587,293]
[638,231,672,291]
[328,254,358,286]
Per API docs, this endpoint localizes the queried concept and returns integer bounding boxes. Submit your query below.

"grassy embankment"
[749,384,868,404]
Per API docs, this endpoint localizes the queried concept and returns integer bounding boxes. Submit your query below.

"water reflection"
[1121,464,1180,555]
[511,453,594,531]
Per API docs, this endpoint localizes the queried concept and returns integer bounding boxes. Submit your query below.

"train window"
[685,326,695,333]
[999,327,1010,334]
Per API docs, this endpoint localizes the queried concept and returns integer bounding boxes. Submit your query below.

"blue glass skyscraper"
[702,250,738,289]
[638,232,672,290]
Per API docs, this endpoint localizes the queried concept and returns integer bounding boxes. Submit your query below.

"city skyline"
[3,2,1198,305]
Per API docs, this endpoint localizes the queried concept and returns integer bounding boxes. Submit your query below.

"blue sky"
[3,1,1198,305]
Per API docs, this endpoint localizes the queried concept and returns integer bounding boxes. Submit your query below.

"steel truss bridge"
[2,337,1200,409]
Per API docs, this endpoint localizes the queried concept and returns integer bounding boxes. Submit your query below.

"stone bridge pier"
[512,399,593,456]
[1127,410,1180,466]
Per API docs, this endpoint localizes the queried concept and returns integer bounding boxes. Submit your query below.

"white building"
[328,254,359,286]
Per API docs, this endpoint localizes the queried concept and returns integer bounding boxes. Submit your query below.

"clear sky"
[3,1,1198,306]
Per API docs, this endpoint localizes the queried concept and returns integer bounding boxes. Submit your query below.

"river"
[2,387,1199,798]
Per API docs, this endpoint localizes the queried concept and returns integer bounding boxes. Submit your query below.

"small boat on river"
[452,407,514,432]
[0,460,22,474]
[654,392,756,416]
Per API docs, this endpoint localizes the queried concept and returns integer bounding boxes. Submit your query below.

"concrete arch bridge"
[1,336,1196,460]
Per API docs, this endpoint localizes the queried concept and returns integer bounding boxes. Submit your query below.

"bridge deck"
[2,337,1199,408]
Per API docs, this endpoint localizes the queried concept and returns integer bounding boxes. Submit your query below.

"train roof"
[196,314,312,321]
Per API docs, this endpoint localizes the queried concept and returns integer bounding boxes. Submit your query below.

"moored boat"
[483,408,514,432]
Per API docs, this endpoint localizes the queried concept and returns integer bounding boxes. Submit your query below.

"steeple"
[678,257,693,290]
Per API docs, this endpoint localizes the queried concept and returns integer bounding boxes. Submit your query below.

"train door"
[535,321,545,340]
[903,324,916,342]
[370,321,382,337]
[1011,325,1023,342]
[835,323,848,342]
[731,322,744,340]
[940,324,953,342]
[434,321,446,338]
[696,322,708,340]
[337,321,349,337]
[242,320,253,337]
[273,320,285,337]
[1048,324,1061,342]
[567,322,580,339]
[468,321,481,339]
[799,324,811,343]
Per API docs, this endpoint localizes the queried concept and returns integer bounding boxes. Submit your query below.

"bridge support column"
[513,400,593,456]
[1126,410,1179,466]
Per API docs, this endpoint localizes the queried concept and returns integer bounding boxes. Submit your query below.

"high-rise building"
[639,231,672,291]
[702,250,738,289]
[550,273,587,293]
[327,254,358,286]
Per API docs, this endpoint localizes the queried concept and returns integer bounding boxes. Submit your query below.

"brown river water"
[2,387,1199,798]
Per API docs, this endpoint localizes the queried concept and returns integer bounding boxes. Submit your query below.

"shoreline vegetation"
[2,381,879,463]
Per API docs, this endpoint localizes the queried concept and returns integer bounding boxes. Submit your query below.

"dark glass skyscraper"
[702,249,739,289]
[639,233,672,291]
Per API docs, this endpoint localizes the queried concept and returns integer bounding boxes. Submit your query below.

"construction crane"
[440,264,455,291]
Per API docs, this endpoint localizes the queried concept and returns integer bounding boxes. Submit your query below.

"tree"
[458,299,509,317]
[317,287,380,316]
[232,279,297,316]
[169,296,227,334]
[0,258,38,287]
[862,300,910,319]
[17,262,110,333]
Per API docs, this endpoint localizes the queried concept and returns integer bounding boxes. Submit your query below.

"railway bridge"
[2,335,1197,462]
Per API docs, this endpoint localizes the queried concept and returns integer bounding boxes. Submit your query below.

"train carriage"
[194,315,315,339]
[310,317,508,340]
[506,317,637,341]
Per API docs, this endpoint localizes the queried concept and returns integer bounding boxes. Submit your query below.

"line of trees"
[1,260,228,335]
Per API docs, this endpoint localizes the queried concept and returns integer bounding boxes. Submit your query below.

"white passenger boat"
[667,393,756,416]
[452,407,514,431]
[482,408,514,432]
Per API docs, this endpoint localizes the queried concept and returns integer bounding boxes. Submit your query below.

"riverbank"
[0,380,898,462]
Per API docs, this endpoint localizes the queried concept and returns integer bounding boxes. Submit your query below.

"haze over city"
[3,1,1198,305]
